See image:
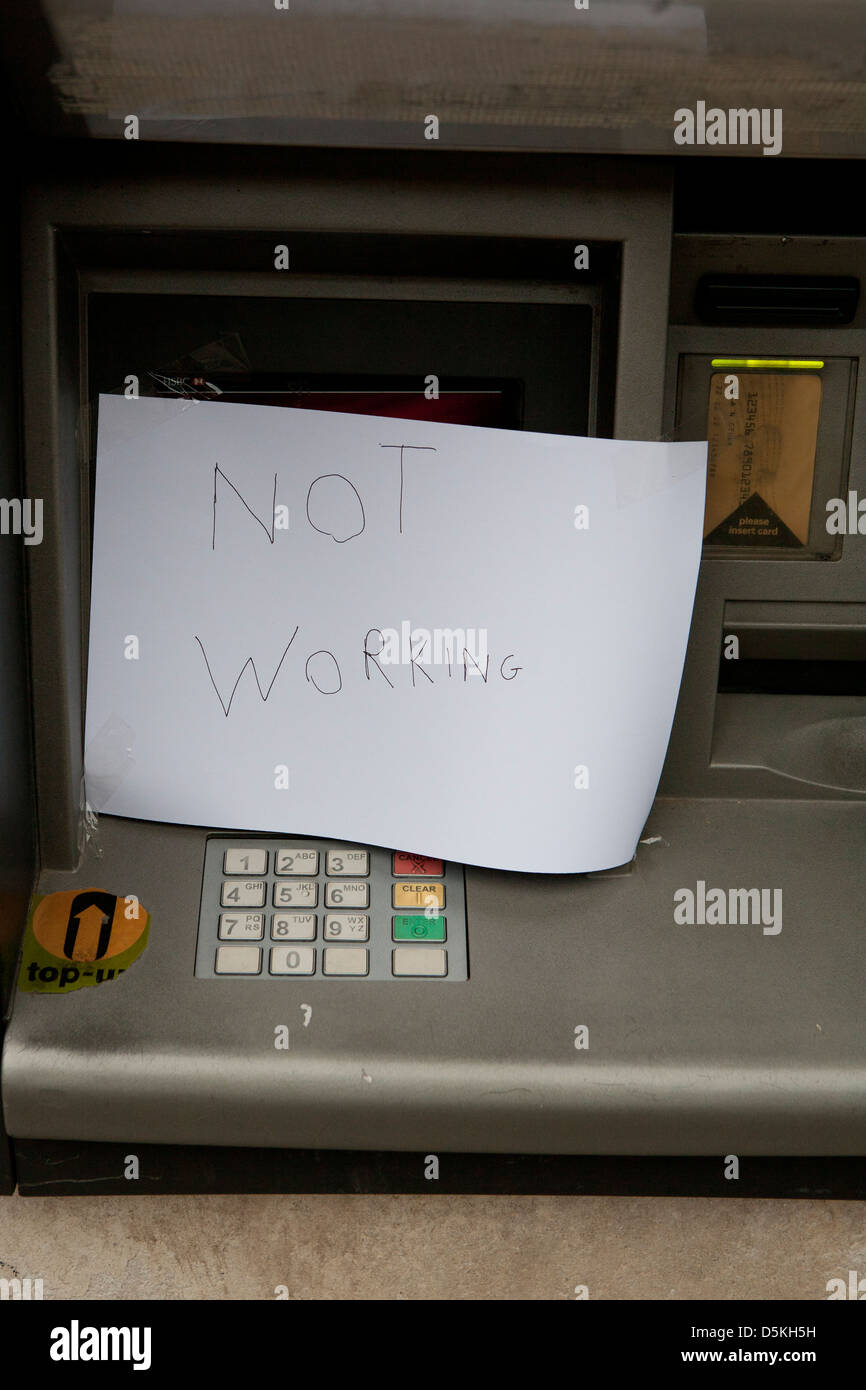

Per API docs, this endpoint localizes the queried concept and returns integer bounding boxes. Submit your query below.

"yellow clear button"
[392,882,445,910]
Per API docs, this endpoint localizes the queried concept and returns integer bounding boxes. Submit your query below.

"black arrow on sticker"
[64,890,118,960]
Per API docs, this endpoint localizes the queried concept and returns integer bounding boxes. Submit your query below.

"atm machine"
[2,2,866,1196]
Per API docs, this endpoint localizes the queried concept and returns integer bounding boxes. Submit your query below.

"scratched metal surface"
[17,0,866,154]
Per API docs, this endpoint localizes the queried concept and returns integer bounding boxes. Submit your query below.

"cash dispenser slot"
[713,602,866,791]
[719,602,866,693]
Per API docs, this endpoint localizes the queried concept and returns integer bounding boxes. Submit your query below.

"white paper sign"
[85,394,706,872]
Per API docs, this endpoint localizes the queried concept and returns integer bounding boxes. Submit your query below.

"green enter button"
[392,915,446,942]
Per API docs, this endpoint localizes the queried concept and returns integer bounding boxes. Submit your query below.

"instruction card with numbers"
[85,394,707,873]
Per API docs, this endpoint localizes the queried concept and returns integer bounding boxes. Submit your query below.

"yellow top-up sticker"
[18,889,150,993]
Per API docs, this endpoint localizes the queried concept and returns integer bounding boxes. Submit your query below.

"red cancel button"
[392,853,444,876]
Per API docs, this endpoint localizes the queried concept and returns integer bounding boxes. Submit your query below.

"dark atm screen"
[87,293,595,447]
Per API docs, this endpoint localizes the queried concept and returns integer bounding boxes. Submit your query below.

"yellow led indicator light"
[710,358,824,370]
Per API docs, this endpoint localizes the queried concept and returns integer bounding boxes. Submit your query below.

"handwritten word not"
[212,444,435,548]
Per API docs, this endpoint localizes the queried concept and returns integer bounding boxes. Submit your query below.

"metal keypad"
[195,838,468,981]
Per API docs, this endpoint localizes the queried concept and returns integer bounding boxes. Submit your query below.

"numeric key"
[273,880,318,908]
[275,848,319,876]
[325,880,369,908]
[221,880,267,908]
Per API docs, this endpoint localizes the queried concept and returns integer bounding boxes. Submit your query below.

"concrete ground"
[1,1194,864,1299]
